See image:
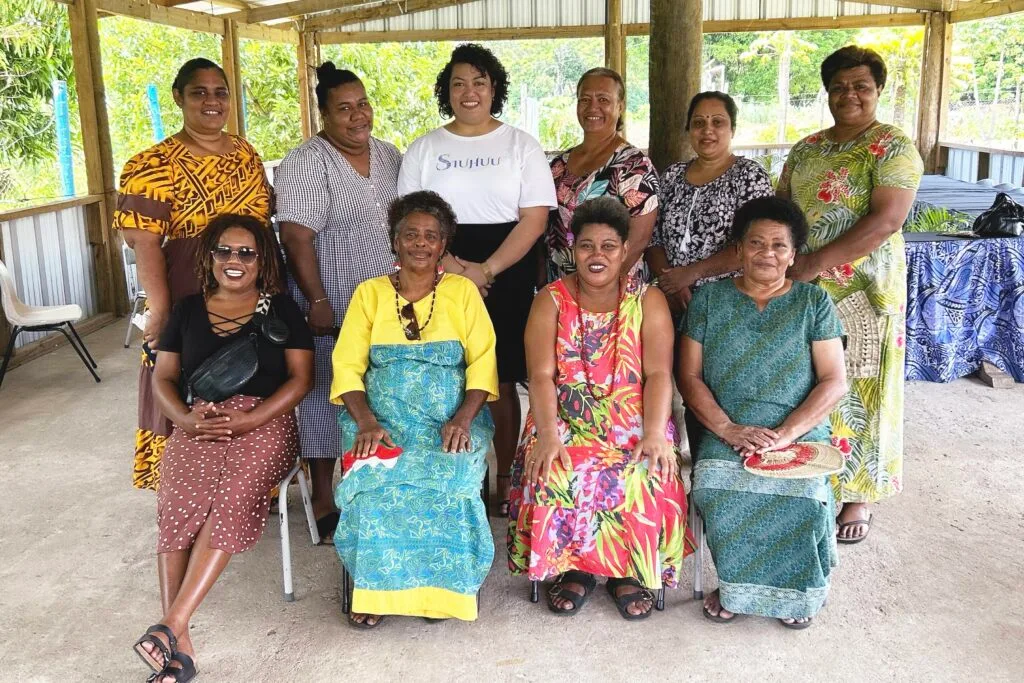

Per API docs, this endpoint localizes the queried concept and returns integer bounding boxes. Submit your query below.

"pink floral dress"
[506,279,693,587]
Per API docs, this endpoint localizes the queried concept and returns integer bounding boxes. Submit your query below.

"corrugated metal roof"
[329,0,919,34]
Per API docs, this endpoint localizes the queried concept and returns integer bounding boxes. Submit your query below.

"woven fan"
[743,442,843,479]
[835,290,882,379]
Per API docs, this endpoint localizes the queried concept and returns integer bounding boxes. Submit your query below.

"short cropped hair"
[570,196,631,242]
[730,196,809,251]
[388,191,458,250]
[434,43,510,119]
[821,45,887,90]
[686,91,739,131]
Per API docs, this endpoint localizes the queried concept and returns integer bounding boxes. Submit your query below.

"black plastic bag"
[973,192,1024,238]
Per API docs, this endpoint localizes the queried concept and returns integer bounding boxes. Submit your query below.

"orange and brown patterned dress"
[112,135,271,491]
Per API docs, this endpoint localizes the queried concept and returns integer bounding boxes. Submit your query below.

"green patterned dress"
[686,279,844,619]
[779,123,923,504]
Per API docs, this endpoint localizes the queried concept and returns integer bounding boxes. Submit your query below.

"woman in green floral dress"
[778,46,923,543]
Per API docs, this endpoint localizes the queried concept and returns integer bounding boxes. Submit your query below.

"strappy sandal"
[702,605,737,623]
[347,613,384,630]
[133,623,177,673]
[606,577,655,621]
[779,617,813,630]
[836,512,872,544]
[496,474,512,517]
[147,652,198,683]
[546,570,597,616]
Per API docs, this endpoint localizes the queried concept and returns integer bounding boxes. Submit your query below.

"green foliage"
[240,38,301,161]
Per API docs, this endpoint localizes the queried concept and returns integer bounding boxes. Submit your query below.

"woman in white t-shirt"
[398,43,557,516]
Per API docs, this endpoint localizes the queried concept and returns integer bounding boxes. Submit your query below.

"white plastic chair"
[121,242,147,348]
[278,459,320,601]
[689,495,706,600]
[0,259,99,388]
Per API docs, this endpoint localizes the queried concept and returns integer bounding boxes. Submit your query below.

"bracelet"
[481,260,496,285]
[311,296,329,305]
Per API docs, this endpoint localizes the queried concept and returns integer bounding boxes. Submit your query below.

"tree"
[857,27,924,130]
[742,32,818,143]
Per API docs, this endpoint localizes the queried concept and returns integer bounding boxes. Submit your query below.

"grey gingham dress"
[275,134,401,458]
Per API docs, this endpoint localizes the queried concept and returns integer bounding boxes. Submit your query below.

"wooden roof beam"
[951,1,1024,23]
[850,0,942,10]
[305,0,477,32]
[226,0,368,25]
[96,0,226,34]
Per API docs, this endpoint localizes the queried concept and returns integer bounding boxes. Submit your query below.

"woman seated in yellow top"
[329,190,499,628]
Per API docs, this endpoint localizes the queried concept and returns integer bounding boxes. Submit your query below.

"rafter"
[304,0,477,32]
[951,0,1024,22]
[848,0,942,10]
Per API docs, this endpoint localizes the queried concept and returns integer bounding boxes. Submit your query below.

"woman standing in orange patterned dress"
[113,58,271,490]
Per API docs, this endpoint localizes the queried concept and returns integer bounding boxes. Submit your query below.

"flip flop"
[316,511,340,545]
[779,617,813,630]
[347,613,384,630]
[133,623,177,673]
[836,513,872,544]
[546,570,597,616]
[702,605,737,624]
[606,577,655,621]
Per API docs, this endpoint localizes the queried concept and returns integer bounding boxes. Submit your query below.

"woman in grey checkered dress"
[277,63,402,538]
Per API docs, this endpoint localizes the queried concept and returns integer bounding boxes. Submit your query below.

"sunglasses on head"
[399,302,421,341]
[211,245,258,264]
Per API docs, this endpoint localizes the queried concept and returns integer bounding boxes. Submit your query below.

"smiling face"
[393,212,446,276]
[827,65,881,128]
[173,68,230,135]
[576,75,624,136]
[688,97,734,161]
[448,63,494,125]
[573,223,627,289]
[321,80,373,148]
[736,219,796,286]
[211,226,260,293]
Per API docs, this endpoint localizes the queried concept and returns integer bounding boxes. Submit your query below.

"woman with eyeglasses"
[113,58,272,493]
[133,214,313,683]
[329,191,498,628]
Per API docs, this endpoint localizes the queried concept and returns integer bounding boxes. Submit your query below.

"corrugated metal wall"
[1,205,98,348]
[337,0,917,34]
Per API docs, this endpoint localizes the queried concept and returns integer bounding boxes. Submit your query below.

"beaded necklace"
[392,272,439,340]
[574,276,623,400]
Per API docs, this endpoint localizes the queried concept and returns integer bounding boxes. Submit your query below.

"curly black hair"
[196,214,284,295]
[821,45,887,90]
[433,43,509,119]
[730,196,809,252]
[388,191,458,253]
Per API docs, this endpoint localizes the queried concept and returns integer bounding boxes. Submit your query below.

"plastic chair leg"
[124,296,143,348]
[280,469,294,602]
[341,564,352,615]
[690,495,704,600]
[530,580,539,603]
[57,325,100,383]
[656,587,666,611]
[296,465,320,545]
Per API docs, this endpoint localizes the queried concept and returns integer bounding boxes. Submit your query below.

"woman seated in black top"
[132,214,313,683]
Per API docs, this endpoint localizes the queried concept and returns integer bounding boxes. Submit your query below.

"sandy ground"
[0,322,1022,682]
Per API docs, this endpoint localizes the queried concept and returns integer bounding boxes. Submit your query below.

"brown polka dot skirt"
[157,395,298,554]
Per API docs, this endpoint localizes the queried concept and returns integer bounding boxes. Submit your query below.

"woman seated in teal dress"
[678,196,848,629]
[329,191,498,628]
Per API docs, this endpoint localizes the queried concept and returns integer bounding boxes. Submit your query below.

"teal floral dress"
[779,123,923,504]
[686,279,844,619]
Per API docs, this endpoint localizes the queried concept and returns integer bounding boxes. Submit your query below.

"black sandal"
[606,577,655,621]
[496,474,512,517]
[147,652,198,683]
[546,570,597,616]
[133,623,177,673]
[316,511,340,545]
[779,616,813,630]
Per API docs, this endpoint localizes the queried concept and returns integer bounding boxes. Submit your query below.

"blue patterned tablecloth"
[905,236,1024,382]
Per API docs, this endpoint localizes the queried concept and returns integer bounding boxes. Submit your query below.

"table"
[904,233,1024,383]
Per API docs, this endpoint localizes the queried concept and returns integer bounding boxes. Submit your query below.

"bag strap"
[252,292,272,326]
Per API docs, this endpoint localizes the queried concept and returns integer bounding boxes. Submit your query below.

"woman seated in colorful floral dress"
[330,191,498,628]
[678,197,848,629]
[507,196,692,620]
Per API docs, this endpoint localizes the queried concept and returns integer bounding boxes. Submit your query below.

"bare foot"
[837,502,872,542]
[703,590,735,621]
[349,613,383,627]
[154,630,195,683]
[549,580,587,611]
[780,616,812,626]
[136,627,172,671]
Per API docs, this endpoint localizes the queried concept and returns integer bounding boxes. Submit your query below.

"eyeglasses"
[211,246,258,264]
[399,302,421,341]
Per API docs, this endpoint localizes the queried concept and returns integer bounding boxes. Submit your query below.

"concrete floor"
[0,322,1022,682]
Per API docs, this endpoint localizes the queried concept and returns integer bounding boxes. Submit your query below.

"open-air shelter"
[1,0,1023,369]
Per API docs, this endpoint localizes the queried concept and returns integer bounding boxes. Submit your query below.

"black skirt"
[451,221,537,385]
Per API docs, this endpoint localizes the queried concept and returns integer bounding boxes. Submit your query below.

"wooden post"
[650,0,702,170]
[605,0,624,75]
[68,0,125,316]
[221,19,245,137]
[916,11,952,173]
[297,31,320,139]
